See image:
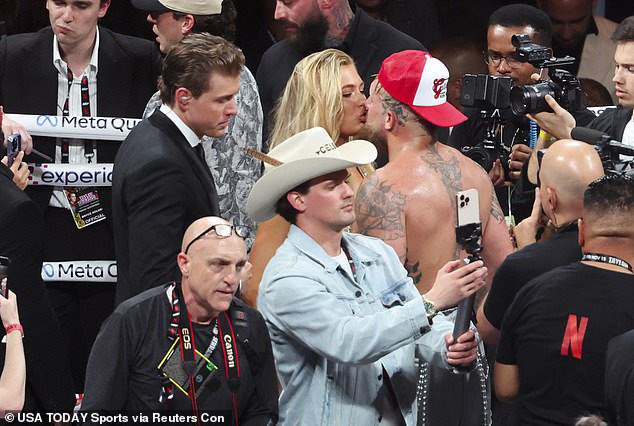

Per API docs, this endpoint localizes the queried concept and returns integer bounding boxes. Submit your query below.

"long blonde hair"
[268,48,355,150]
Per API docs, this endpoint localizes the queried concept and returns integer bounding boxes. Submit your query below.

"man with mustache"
[257,0,423,150]
[83,216,278,420]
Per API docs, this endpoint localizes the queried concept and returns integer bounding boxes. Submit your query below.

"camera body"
[459,75,513,172]
[460,74,512,111]
[509,34,582,115]
[510,69,582,115]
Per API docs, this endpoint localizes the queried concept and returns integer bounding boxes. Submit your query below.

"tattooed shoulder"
[355,174,408,241]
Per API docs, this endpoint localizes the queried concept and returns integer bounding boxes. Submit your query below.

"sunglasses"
[184,224,251,254]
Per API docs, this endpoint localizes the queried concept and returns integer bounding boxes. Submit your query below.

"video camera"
[458,34,582,172]
[571,127,634,177]
[509,35,582,116]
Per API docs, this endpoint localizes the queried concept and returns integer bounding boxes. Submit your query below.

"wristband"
[5,323,23,338]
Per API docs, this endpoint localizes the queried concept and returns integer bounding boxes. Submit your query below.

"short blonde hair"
[268,49,354,150]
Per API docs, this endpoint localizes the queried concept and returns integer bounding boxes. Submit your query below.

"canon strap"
[164,283,241,425]
[582,253,633,273]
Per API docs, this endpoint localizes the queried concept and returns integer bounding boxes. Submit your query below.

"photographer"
[530,16,634,149]
[449,4,595,222]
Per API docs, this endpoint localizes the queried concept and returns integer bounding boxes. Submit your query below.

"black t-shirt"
[497,262,634,425]
[605,329,634,426]
[484,223,581,329]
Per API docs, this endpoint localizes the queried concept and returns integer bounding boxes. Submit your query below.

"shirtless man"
[355,50,513,300]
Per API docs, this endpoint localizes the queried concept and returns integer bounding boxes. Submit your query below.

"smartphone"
[6,134,21,167]
[0,256,10,298]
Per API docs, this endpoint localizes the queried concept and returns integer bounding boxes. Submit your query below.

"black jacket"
[0,26,162,217]
[112,111,220,305]
[0,163,75,411]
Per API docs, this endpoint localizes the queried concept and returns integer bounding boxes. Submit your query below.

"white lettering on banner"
[5,113,141,141]
[41,261,117,282]
[28,163,113,186]
[224,334,235,367]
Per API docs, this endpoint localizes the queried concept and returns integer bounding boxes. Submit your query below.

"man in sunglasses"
[83,216,278,420]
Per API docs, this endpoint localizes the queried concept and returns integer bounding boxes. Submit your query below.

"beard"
[287,12,330,56]
[356,123,388,166]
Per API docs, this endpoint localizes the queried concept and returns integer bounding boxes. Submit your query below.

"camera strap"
[581,253,633,273]
[166,283,241,425]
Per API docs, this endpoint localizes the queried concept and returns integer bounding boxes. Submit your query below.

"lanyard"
[167,283,241,425]
[582,253,633,273]
[62,67,94,163]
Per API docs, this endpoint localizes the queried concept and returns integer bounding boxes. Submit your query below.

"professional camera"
[459,75,513,173]
[460,74,512,111]
[509,34,582,115]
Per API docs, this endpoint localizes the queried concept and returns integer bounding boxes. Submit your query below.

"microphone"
[571,127,634,157]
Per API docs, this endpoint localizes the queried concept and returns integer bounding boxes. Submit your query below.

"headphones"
[181,96,190,104]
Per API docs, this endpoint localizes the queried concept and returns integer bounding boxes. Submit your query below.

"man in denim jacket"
[247,127,488,425]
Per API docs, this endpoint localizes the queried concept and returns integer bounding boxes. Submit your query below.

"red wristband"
[5,323,23,338]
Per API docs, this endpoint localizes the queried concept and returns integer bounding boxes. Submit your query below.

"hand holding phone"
[6,134,21,168]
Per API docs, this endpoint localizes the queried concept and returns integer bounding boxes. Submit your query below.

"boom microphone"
[571,127,634,157]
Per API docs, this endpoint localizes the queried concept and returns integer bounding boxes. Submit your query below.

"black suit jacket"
[256,9,424,134]
[112,111,220,305]
[0,26,162,218]
[0,163,75,411]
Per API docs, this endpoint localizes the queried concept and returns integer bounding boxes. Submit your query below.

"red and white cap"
[377,50,467,127]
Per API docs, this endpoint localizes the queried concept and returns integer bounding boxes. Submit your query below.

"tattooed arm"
[477,181,514,309]
[354,172,408,264]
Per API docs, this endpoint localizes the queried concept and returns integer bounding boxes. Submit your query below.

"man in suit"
[113,33,242,305]
[0,0,162,391]
[0,112,75,412]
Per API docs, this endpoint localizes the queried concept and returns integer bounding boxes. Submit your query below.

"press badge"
[64,187,106,229]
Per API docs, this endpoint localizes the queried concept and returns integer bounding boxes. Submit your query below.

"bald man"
[537,0,618,102]
[494,174,634,424]
[82,217,278,419]
[477,139,605,345]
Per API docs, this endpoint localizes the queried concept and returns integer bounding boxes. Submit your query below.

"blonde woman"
[244,49,373,307]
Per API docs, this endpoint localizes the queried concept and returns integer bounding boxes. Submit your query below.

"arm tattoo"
[404,258,422,285]
[421,144,463,215]
[355,175,407,241]
[491,190,505,224]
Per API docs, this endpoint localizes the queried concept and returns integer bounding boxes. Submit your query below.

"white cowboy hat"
[246,127,377,222]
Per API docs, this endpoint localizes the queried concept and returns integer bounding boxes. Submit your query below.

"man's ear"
[177,252,189,275]
[182,14,195,35]
[546,186,558,215]
[175,87,192,110]
[98,0,111,18]
[287,191,307,213]
[577,217,585,248]
[385,110,397,131]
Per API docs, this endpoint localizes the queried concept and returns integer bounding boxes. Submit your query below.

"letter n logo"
[560,314,589,359]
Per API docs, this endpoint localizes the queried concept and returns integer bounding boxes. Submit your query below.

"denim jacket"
[258,226,457,425]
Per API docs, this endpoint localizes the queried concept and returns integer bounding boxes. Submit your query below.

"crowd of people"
[0,0,633,425]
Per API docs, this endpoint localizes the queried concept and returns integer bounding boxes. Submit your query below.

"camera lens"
[462,146,495,172]
[510,82,555,115]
